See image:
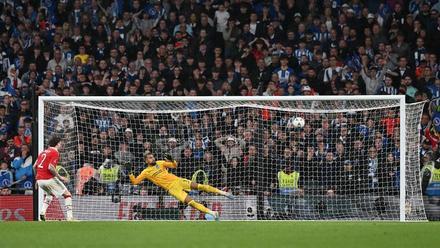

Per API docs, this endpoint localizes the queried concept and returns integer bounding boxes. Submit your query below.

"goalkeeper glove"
[129,174,135,184]
[164,153,173,161]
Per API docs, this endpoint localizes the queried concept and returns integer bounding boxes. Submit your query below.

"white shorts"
[38,178,68,197]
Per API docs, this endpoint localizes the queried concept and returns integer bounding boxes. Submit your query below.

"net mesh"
[40,98,427,221]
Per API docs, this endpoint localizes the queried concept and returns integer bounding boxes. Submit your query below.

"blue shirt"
[12,157,34,189]
[273,67,294,85]
[294,49,313,61]
[95,117,112,132]
[0,169,13,187]
[428,84,440,98]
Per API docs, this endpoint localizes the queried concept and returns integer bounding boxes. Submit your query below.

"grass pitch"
[1,221,439,248]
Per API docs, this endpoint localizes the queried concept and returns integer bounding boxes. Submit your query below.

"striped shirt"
[323,67,342,82]
[428,84,440,98]
[414,48,427,67]
[378,86,399,95]
[294,49,313,61]
[313,31,330,43]
[273,67,295,84]
[342,71,353,81]
[409,0,421,15]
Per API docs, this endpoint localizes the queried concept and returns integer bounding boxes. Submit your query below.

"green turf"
[1,221,439,248]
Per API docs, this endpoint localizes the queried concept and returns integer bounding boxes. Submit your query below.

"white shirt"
[323,67,342,82]
[250,22,257,35]
[54,114,74,130]
[215,10,230,32]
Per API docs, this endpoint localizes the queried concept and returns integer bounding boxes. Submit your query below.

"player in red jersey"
[34,136,73,221]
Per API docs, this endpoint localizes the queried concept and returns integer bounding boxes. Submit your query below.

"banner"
[0,195,33,221]
[41,195,440,221]
[47,195,257,221]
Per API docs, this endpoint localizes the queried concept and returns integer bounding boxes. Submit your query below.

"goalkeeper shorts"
[168,178,192,203]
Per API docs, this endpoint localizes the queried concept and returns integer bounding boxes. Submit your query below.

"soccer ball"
[292,117,305,128]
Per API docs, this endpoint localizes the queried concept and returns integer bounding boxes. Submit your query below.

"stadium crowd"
[0,0,439,203]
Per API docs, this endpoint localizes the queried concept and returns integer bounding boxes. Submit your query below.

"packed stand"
[0,0,439,198]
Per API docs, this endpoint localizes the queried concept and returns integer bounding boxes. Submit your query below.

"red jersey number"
[35,148,59,180]
[36,153,47,168]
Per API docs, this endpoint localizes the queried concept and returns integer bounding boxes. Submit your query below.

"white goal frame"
[38,95,410,221]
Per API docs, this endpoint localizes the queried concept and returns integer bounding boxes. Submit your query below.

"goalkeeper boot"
[40,214,46,221]
[212,211,220,221]
[224,192,236,200]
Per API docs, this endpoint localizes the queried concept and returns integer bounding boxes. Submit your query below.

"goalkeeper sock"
[41,195,53,215]
[64,196,73,220]
[197,184,225,195]
[188,200,211,215]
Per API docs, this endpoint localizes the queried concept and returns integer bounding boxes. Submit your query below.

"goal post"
[37,96,427,221]
[399,99,406,222]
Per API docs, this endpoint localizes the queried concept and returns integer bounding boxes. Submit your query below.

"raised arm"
[129,170,148,185]
[214,137,226,150]
[156,160,178,169]
[160,153,177,169]
[236,137,246,149]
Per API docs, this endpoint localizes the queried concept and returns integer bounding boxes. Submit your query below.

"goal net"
[38,96,427,221]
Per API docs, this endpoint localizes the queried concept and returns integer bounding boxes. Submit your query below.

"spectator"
[340,159,363,195]
[277,164,301,196]
[271,163,303,218]
[421,154,440,196]
[428,78,440,98]
[0,106,12,134]
[155,125,170,150]
[13,125,31,147]
[214,4,230,33]
[214,135,245,162]
[201,151,224,188]
[226,157,244,194]
[367,147,380,190]
[0,161,13,189]
[11,144,33,190]
[319,152,341,196]
[244,145,261,192]
[1,67,21,97]
[123,128,135,145]
[132,132,145,152]
[377,76,399,95]
[94,110,111,132]
[273,55,294,86]
[114,143,135,173]
[1,138,17,163]
[107,126,121,146]
[94,145,114,167]
[177,146,198,180]
[334,142,347,163]
[421,139,433,158]
[159,137,186,162]
[360,65,383,95]
[75,163,97,196]
[380,153,399,192]
[97,159,120,195]
[47,48,67,71]
[54,105,74,131]
[192,138,206,161]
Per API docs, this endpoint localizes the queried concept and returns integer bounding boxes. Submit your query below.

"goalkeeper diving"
[129,152,234,220]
